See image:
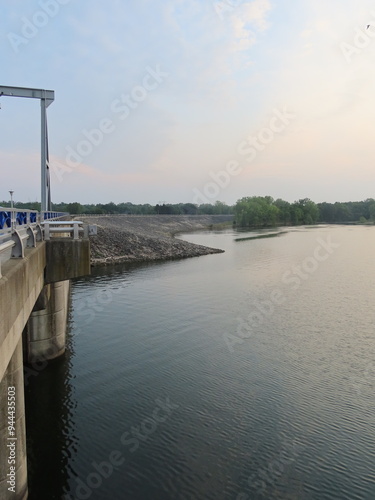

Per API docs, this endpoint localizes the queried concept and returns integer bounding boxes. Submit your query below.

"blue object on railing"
[44,212,57,220]
[0,211,11,230]
[0,210,67,230]
[16,212,27,225]
[44,212,66,220]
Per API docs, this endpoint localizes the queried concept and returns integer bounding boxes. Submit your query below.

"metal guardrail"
[0,209,68,231]
[0,209,77,278]
[0,209,96,266]
[43,220,85,240]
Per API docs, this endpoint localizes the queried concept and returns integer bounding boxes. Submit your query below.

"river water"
[25,225,375,499]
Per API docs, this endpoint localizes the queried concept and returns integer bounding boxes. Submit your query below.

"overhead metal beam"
[0,85,54,107]
[0,85,55,212]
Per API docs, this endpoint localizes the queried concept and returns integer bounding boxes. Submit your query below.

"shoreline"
[76,215,233,266]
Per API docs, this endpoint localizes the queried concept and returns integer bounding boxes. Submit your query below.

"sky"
[1,0,375,206]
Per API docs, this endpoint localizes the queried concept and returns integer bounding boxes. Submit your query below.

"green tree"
[274,199,291,225]
[368,203,375,222]
[290,205,304,225]
[333,202,350,222]
[181,203,198,215]
[234,196,280,227]
[66,202,83,214]
[294,198,319,224]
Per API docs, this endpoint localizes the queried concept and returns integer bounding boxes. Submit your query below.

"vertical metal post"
[41,98,47,213]
[9,190,14,232]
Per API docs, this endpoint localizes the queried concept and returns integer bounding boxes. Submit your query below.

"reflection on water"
[24,310,78,499]
[25,226,375,499]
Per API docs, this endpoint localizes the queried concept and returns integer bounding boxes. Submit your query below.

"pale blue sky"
[1,0,375,205]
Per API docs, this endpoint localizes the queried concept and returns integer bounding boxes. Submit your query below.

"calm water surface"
[25,225,375,499]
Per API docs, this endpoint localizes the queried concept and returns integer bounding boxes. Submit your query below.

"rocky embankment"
[76,215,233,266]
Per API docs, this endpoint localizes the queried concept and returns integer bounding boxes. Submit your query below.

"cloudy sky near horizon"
[1,0,375,206]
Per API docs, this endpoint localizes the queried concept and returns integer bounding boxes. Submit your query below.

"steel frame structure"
[0,85,55,212]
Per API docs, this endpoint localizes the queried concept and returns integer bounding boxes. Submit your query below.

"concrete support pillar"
[24,280,70,364]
[0,338,28,500]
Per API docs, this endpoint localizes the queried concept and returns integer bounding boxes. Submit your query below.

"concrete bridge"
[0,208,93,499]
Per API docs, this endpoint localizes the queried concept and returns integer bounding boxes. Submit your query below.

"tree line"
[0,200,233,216]
[233,196,375,227]
[1,197,375,226]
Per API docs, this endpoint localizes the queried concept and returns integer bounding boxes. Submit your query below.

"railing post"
[44,223,50,240]
[11,209,15,234]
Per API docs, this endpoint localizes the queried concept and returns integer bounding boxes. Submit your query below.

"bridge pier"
[0,339,28,500]
[24,280,70,364]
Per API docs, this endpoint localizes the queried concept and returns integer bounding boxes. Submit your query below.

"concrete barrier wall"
[0,338,28,500]
[45,239,90,283]
[0,244,46,382]
[0,244,46,500]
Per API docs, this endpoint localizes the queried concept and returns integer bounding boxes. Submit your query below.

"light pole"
[9,190,14,209]
[9,190,14,231]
